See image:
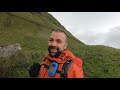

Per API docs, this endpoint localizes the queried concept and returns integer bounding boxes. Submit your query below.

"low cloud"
[74,29,106,45]
[74,26,120,49]
[103,27,120,49]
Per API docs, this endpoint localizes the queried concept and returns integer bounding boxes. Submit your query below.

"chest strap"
[42,63,64,75]
[42,60,73,78]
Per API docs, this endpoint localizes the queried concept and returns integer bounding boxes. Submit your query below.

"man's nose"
[51,41,57,46]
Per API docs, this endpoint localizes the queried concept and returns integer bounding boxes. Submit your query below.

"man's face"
[48,32,67,58]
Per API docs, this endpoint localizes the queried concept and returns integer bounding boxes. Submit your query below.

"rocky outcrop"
[0,43,21,58]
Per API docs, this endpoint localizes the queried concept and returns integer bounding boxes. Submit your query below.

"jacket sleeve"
[67,63,84,78]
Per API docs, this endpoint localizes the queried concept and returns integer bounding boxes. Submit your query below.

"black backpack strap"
[61,60,73,78]
[42,63,49,69]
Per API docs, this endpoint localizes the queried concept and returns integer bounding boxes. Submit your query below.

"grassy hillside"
[80,45,120,78]
[0,12,120,78]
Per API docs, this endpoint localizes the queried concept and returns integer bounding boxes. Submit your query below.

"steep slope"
[0,12,84,51]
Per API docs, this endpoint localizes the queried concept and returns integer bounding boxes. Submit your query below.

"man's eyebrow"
[49,38,53,40]
[49,38,62,41]
[56,39,62,41]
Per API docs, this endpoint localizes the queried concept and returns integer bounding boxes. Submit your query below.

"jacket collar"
[46,49,76,64]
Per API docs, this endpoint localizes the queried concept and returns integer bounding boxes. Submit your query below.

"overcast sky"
[49,12,120,49]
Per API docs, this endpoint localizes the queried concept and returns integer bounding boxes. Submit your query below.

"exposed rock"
[0,43,21,58]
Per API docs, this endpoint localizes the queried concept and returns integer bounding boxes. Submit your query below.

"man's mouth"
[48,46,61,58]
[50,49,57,52]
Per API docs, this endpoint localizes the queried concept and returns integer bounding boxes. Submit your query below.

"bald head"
[51,29,68,43]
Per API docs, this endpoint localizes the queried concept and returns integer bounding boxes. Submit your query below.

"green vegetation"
[0,12,120,78]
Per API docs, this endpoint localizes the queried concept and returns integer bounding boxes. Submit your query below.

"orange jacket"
[37,50,84,78]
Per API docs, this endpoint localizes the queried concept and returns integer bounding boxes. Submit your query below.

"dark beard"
[48,46,61,58]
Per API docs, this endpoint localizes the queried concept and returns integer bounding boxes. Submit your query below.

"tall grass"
[0,50,48,78]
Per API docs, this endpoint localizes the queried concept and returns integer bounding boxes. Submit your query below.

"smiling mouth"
[50,49,57,52]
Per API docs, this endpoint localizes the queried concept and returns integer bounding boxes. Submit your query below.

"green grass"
[78,45,120,78]
[0,12,120,78]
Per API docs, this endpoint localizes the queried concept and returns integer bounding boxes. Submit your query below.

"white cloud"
[103,27,120,48]
[74,29,106,45]
[75,26,120,49]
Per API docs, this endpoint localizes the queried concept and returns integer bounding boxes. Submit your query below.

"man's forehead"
[50,32,66,39]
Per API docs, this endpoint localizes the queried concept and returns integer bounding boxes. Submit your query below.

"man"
[29,29,84,78]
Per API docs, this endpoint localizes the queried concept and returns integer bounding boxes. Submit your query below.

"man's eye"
[57,40,62,43]
[49,39,53,42]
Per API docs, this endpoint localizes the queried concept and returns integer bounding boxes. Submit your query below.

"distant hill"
[0,12,120,78]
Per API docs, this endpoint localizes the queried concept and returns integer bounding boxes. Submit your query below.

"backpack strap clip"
[61,60,73,78]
